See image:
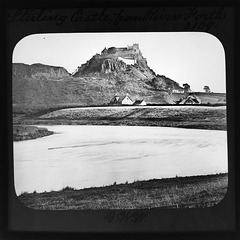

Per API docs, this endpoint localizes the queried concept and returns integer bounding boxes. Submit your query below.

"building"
[100,44,146,65]
[133,100,147,106]
[110,95,133,105]
[178,94,201,105]
[172,89,185,93]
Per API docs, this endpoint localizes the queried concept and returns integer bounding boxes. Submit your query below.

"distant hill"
[12,44,224,113]
[13,63,70,79]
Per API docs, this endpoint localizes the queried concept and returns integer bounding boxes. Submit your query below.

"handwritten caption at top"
[7,7,228,32]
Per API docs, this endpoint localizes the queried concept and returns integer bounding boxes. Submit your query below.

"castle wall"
[100,44,143,62]
[118,57,135,65]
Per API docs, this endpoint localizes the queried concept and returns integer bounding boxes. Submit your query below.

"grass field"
[14,105,227,131]
[13,125,54,141]
[18,173,228,210]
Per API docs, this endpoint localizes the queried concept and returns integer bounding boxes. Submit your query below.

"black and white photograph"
[12,32,228,210]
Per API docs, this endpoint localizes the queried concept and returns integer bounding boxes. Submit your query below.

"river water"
[13,125,228,195]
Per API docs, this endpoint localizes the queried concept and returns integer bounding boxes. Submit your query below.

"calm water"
[14,125,228,195]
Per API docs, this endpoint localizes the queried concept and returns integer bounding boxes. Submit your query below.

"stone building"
[133,100,147,106]
[110,95,133,105]
[100,43,147,65]
[178,93,201,105]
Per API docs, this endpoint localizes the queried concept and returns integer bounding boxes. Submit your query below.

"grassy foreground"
[15,105,227,131]
[18,173,227,210]
[13,125,54,141]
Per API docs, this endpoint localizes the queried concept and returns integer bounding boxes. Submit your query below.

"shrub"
[61,186,75,192]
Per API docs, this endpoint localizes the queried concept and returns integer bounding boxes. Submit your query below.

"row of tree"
[151,76,211,93]
[183,83,211,93]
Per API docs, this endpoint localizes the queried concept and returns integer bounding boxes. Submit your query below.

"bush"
[61,186,75,192]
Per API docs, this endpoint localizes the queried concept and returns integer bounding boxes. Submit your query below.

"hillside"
[12,63,70,79]
[17,106,226,131]
[12,44,184,113]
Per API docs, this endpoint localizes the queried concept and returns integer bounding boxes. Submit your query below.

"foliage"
[204,86,211,93]
[183,83,191,92]
[151,75,182,91]
[32,105,227,130]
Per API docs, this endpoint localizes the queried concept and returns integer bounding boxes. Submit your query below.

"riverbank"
[13,125,54,141]
[18,173,227,210]
[14,105,227,131]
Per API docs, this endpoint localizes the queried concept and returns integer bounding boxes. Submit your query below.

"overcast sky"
[13,32,226,93]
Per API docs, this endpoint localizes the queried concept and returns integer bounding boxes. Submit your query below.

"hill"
[12,63,70,79]
[12,44,184,113]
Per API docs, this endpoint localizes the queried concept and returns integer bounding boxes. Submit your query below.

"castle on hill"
[72,44,148,75]
[100,43,146,65]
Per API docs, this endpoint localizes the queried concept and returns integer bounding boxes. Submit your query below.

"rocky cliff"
[13,63,71,80]
[72,44,153,79]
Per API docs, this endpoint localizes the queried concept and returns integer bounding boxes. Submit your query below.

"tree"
[152,77,164,90]
[183,83,191,93]
[203,86,211,93]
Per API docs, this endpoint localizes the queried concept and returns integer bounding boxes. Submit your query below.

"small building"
[172,89,185,93]
[178,94,201,105]
[110,95,133,105]
[133,100,147,106]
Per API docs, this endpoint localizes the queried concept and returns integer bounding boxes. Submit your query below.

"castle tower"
[132,43,139,49]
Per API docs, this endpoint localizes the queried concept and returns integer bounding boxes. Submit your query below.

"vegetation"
[204,85,211,93]
[13,125,53,141]
[150,75,183,92]
[183,83,191,92]
[18,173,228,210]
[15,105,226,131]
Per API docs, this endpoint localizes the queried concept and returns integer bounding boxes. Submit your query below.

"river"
[13,125,228,195]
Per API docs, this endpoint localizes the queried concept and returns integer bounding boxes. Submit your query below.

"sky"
[13,32,226,93]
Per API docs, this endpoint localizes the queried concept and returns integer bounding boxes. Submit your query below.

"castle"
[73,44,148,74]
[100,43,147,65]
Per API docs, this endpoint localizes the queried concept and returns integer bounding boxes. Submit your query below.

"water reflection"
[14,125,228,195]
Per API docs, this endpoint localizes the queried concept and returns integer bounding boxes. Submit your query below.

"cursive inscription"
[104,210,148,224]
[7,7,229,32]
[7,9,67,26]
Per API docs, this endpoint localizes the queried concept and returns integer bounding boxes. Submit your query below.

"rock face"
[73,58,128,76]
[13,63,70,80]
[12,44,185,113]
[72,43,152,78]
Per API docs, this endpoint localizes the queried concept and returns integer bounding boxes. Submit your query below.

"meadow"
[18,173,228,210]
[13,105,227,131]
[13,125,53,141]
